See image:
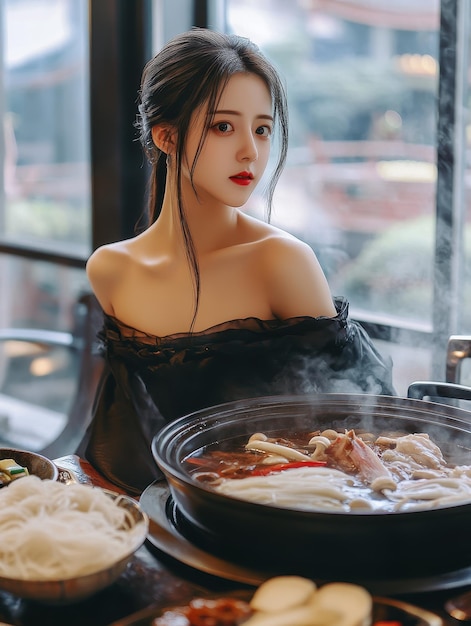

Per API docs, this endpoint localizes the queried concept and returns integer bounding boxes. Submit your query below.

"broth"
[184,427,471,514]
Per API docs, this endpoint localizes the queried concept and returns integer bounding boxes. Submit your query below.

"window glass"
[0,0,91,449]
[452,0,471,384]
[0,0,91,335]
[223,0,439,331]
[461,1,471,338]
[151,0,194,51]
[0,254,89,451]
[1,0,91,258]
[0,255,88,331]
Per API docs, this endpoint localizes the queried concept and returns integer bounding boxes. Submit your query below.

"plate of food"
[0,447,58,485]
[110,576,443,626]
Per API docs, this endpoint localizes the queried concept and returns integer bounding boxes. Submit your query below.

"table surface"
[0,454,468,626]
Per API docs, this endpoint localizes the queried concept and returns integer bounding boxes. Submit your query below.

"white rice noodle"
[386,475,471,511]
[215,467,357,512]
[0,475,146,581]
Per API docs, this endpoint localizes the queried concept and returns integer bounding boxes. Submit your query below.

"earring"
[166,153,170,167]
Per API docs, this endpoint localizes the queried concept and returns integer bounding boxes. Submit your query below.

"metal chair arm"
[0,329,77,349]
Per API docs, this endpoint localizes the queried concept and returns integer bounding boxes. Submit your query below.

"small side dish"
[153,576,373,626]
[0,458,29,487]
[110,576,442,626]
[0,448,58,483]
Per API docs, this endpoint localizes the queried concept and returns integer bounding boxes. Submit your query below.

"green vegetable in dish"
[0,458,29,487]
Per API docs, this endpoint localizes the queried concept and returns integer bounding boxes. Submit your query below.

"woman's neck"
[155,177,241,256]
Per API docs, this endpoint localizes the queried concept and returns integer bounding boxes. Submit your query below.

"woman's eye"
[255,125,271,137]
[214,122,233,133]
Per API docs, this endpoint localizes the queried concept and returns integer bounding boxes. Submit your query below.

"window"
[1,0,91,259]
[0,0,91,330]
[0,0,91,450]
[222,1,438,327]
[215,0,471,393]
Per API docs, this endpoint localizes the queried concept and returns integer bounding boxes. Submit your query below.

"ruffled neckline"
[102,296,347,345]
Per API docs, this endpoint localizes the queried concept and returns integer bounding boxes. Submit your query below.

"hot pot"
[151,393,471,581]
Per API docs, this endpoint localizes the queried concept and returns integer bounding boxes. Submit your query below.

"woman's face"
[183,72,273,208]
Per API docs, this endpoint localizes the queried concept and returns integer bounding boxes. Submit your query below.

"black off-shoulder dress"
[77,296,395,494]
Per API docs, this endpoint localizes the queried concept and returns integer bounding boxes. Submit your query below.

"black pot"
[151,393,471,581]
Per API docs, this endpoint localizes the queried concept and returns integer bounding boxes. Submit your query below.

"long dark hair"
[135,28,289,329]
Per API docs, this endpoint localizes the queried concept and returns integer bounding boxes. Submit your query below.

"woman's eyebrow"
[211,109,274,121]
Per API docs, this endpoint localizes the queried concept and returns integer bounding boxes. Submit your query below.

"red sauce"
[153,597,253,626]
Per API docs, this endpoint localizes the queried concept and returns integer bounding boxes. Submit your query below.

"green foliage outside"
[331,216,471,328]
[5,199,90,252]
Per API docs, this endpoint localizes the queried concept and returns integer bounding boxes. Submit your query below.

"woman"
[78,29,394,494]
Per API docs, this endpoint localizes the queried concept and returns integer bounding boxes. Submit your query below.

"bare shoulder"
[86,241,133,313]
[258,230,323,282]
[240,214,321,272]
[240,214,311,262]
[255,227,337,319]
[86,240,131,280]
[263,229,317,261]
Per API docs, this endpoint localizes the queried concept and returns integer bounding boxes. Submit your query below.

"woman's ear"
[151,125,175,155]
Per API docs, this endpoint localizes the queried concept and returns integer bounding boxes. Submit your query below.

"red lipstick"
[229,171,254,186]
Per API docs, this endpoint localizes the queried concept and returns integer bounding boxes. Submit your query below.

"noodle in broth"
[189,430,471,513]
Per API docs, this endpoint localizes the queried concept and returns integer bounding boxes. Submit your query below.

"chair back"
[40,293,104,458]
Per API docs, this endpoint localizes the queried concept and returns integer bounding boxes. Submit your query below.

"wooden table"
[0,455,468,625]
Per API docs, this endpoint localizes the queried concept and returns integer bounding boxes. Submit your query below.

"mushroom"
[248,433,268,443]
[308,435,331,460]
[245,440,312,461]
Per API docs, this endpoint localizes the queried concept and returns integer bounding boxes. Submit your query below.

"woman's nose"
[237,131,258,162]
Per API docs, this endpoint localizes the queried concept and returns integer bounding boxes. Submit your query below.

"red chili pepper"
[185,458,210,466]
[250,460,327,476]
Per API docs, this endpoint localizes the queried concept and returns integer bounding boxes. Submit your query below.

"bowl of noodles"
[152,392,471,582]
[0,476,149,603]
